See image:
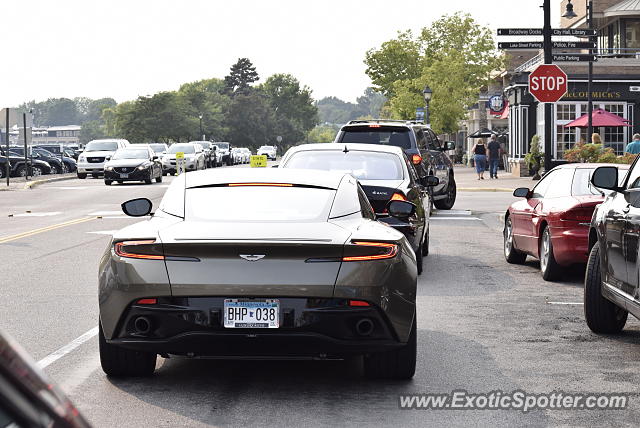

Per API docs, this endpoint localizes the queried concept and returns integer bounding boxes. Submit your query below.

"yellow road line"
[0,216,96,244]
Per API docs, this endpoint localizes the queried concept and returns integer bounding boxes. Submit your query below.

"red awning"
[498,101,509,119]
[564,108,631,128]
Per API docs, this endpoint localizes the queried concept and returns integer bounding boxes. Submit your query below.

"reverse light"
[228,183,293,187]
[349,300,370,307]
[136,298,157,305]
[343,241,399,262]
[114,240,164,260]
[411,154,422,165]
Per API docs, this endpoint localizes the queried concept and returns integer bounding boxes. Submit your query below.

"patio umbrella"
[564,108,631,128]
[468,128,498,138]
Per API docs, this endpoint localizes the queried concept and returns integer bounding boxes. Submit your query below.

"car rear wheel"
[584,244,628,334]
[363,316,416,380]
[77,173,87,179]
[155,174,162,183]
[422,227,429,256]
[62,163,69,173]
[540,226,561,281]
[32,166,43,177]
[504,216,526,264]
[145,178,153,184]
[416,240,423,275]
[434,177,456,210]
[104,180,112,186]
[99,323,156,377]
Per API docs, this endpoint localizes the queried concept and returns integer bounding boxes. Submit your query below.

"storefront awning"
[564,108,631,128]
[497,101,509,119]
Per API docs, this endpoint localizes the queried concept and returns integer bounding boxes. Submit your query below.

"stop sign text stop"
[528,64,568,103]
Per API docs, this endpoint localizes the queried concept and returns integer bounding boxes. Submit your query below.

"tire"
[155,174,162,183]
[539,225,562,281]
[433,176,456,210]
[364,315,416,380]
[422,226,430,256]
[416,240,423,275]
[53,165,63,174]
[504,216,527,264]
[584,244,628,334]
[77,173,87,179]
[62,163,69,174]
[32,166,43,177]
[16,165,26,177]
[145,178,153,184]
[92,174,99,179]
[104,180,112,186]
[0,166,5,179]
[99,323,156,377]
[117,181,123,184]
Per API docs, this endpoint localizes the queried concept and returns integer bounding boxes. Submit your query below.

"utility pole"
[5,109,10,186]
[587,0,593,141]
[543,0,553,172]
[22,112,29,180]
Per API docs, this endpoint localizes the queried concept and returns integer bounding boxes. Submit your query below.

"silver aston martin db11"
[98,168,418,379]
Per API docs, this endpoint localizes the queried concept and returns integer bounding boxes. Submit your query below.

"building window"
[556,125,576,159]
[625,19,640,49]
[557,104,575,121]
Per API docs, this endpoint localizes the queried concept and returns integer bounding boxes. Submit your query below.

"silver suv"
[77,139,130,179]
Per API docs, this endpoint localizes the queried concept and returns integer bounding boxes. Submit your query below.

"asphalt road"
[1,173,639,427]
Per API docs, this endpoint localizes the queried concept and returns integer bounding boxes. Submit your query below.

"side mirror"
[387,200,416,219]
[121,198,152,217]
[152,155,158,160]
[592,166,620,191]
[513,187,531,198]
[105,156,111,160]
[443,141,456,151]
[421,175,439,187]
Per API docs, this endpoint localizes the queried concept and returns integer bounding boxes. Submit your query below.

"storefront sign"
[489,95,505,113]
[563,91,622,100]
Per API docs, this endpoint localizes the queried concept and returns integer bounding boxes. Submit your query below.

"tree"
[224,58,259,95]
[178,78,229,140]
[364,12,504,133]
[307,125,338,143]
[225,92,276,149]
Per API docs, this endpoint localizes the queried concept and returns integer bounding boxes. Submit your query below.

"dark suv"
[585,163,640,334]
[334,120,456,209]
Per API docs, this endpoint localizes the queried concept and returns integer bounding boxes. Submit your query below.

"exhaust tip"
[134,316,152,335]
[355,318,374,336]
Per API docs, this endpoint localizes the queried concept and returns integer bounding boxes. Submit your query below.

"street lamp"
[422,86,433,125]
[198,114,204,140]
[562,0,594,143]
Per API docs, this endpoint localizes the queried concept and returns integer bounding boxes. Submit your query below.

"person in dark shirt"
[471,138,487,180]
[487,135,501,179]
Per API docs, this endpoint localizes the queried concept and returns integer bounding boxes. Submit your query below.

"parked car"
[240,147,252,163]
[334,120,456,210]
[230,147,246,164]
[104,146,163,185]
[257,145,277,160]
[34,144,77,160]
[77,139,130,179]
[9,146,76,174]
[0,329,91,428]
[280,143,438,274]
[212,142,232,166]
[99,169,417,380]
[584,163,640,334]
[147,143,169,156]
[504,163,630,281]
[161,143,206,175]
[195,141,217,168]
[0,149,51,177]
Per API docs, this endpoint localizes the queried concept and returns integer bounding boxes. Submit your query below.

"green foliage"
[524,135,543,168]
[563,142,636,164]
[307,125,339,143]
[317,88,387,124]
[224,58,259,95]
[364,12,504,134]
[225,92,276,148]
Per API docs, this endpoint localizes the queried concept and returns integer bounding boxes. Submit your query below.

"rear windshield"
[168,145,195,154]
[186,186,334,222]
[213,143,229,150]
[149,144,166,152]
[112,149,149,160]
[338,126,412,149]
[285,150,404,180]
[85,141,118,152]
[572,168,626,196]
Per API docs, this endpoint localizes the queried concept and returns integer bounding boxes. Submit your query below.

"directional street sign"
[552,41,596,49]
[528,64,568,103]
[552,54,598,62]
[498,42,543,49]
[497,28,596,37]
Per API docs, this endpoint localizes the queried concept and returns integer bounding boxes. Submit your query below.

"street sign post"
[497,28,595,37]
[175,152,185,175]
[250,155,267,168]
[528,64,568,103]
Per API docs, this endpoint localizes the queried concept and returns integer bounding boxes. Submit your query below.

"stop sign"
[528,64,568,103]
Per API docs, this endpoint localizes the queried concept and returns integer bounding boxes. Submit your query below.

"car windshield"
[339,126,412,149]
[285,150,404,180]
[149,144,166,152]
[35,149,55,157]
[168,145,195,154]
[186,186,334,222]
[213,143,229,150]
[259,146,273,150]
[199,142,211,149]
[85,141,119,152]
[572,167,627,196]
[112,149,149,160]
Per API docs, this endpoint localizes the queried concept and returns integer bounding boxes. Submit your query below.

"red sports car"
[504,163,630,281]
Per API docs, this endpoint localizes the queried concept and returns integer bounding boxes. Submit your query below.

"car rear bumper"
[106,297,404,356]
[550,225,590,265]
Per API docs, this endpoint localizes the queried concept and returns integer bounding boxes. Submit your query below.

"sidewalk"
[0,173,75,191]
[454,165,538,192]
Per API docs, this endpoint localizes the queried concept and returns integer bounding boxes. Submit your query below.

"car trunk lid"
[359,180,404,214]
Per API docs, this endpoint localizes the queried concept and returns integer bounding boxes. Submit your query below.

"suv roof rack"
[346,119,413,125]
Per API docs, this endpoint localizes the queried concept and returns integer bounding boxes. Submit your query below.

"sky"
[0,0,561,106]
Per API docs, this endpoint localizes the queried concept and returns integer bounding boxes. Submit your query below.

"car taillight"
[343,241,399,262]
[412,154,422,165]
[348,300,370,307]
[561,206,595,222]
[136,298,157,305]
[390,192,407,201]
[369,124,381,128]
[114,240,164,260]
[228,183,293,187]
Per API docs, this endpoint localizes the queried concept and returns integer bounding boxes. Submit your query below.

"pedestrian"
[487,135,501,179]
[471,138,487,180]
[592,133,602,144]
[626,133,640,154]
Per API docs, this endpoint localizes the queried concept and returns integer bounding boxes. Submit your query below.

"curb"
[23,174,76,190]
[458,187,514,193]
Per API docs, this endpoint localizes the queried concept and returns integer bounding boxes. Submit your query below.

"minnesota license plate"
[223,299,279,328]
[119,173,128,178]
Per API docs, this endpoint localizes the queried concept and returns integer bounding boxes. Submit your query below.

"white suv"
[257,145,277,160]
[77,139,130,178]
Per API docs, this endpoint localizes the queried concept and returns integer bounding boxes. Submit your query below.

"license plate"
[119,173,128,178]
[223,299,279,328]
